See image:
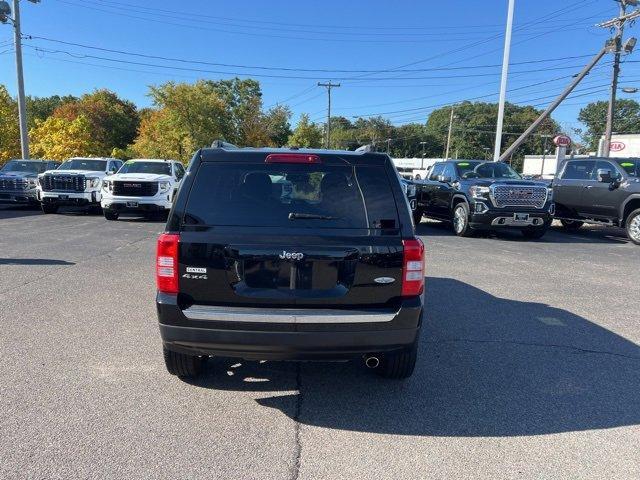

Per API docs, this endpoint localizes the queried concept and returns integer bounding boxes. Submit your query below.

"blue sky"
[0,0,637,136]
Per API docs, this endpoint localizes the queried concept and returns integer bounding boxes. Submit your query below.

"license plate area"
[59,195,69,200]
[514,213,530,222]
[126,201,139,208]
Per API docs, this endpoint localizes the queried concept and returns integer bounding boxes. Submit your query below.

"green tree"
[288,114,323,148]
[426,102,559,168]
[0,85,20,162]
[389,123,438,158]
[26,95,77,129]
[52,90,139,157]
[577,99,640,151]
[264,105,292,147]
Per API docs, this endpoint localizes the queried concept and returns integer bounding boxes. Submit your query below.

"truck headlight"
[86,177,101,188]
[547,187,554,202]
[469,186,490,199]
[27,178,37,189]
[103,180,111,191]
[159,181,171,193]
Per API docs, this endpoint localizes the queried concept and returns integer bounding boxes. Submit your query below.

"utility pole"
[445,106,456,159]
[602,0,636,157]
[318,81,340,149]
[499,45,612,162]
[1,0,34,158]
[386,138,392,154]
[494,0,515,161]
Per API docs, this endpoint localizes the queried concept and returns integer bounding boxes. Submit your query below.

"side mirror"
[106,171,114,176]
[596,169,612,183]
[438,175,452,183]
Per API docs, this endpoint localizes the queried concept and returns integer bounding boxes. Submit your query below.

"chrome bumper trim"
[183,305,397,324]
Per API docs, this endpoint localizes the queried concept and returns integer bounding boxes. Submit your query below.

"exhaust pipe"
[364,356,380,369]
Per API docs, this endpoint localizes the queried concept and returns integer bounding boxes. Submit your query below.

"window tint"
[616,159,639,177]
[58,159,107,171]
[593,161,621,181]
[443,163,456,179]
[429,163,445,181]
[0,161,46,173]
[185,162,399,229]
[118,161,171,175]
[561,160,596,180]
[455,161,482,178]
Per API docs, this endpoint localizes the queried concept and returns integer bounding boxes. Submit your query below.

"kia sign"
[610,141,626,152]
[553,135,572,147]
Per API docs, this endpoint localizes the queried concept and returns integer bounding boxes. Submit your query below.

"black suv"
[156,147,425,380]
[415,160,554,239]
[553,157,640,245]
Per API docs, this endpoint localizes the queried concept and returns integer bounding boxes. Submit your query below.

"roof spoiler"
[210,140,238,149]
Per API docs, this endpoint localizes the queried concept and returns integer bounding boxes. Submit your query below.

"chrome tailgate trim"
[182,305,397,324]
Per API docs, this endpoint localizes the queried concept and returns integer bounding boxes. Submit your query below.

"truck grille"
[0,177,27,191]
[112,181,158,197]
[491,185,547,209]
[40,174,86,192]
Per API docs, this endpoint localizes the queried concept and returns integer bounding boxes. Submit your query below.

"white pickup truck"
[37,157,123,214]
[100,159,185,220]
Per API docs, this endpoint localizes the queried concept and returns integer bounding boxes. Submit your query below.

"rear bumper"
[157,293,423,361]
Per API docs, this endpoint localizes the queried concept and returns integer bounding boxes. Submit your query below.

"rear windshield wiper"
[288,212,338,220]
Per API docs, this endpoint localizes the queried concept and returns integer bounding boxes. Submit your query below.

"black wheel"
[104,210,119,221]
[413,209,424,225]
[522,228,548,240]
[163,347,204,378]
[452,202,474,237]
[626,208,640,245]
[376,342,418,379]
[41,203,58,214]
[560,219,583,230]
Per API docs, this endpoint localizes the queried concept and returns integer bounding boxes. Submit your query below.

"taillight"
[265,153,321,164]
[401,238,425,297]
[156,233,179,294]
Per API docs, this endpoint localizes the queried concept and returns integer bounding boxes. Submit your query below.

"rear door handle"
[584,185,594,189]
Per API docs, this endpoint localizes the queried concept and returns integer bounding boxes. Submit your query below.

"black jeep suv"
[415,160,554,239]
[156,147,425,380]
[553,157,640,245]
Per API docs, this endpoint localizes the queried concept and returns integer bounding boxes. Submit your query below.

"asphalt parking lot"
[1,205,639,480]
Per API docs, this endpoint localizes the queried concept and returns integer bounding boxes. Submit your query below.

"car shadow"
[0,205,42,219]
[187,277,640,437]
[0,258,75,266]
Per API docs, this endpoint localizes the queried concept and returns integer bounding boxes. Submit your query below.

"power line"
[23,35,597,74]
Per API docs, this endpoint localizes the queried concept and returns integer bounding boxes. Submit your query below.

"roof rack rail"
[211,140,238,149]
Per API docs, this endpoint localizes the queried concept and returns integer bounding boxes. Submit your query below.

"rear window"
[184,162,399,229]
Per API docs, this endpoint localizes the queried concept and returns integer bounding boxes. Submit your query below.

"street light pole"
[493,0,515,161]
[12,0,29,158]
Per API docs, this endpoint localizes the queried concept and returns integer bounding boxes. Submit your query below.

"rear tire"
[521,228,547,240]
[452,202,474,237]
[41,203,58,214]
[626,208,640,245]
[104,210,119,221]
[376,342,418,380]
[163,347,204,378]
[560,219,583,230]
